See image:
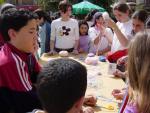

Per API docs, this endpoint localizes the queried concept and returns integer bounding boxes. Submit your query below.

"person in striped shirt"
[0,9,41,113]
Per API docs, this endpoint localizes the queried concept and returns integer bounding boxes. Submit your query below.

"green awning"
[73,1,106,15]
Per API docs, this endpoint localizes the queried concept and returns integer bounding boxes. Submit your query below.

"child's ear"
[74,96,84,110]
[8,29,17,40]
[68,96,84,113]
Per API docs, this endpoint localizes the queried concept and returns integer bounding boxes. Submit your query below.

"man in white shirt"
[49,1,79,54]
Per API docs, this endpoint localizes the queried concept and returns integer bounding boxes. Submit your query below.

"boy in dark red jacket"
[0,9,41,113]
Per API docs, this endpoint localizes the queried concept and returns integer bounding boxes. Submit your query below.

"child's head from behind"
[37,58,87,113]
[84,9,99,21]
[79,20,89,36]
[0,9,38,53]
[128,32,150,112]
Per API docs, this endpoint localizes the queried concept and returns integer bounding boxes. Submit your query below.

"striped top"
[0,43,41,113]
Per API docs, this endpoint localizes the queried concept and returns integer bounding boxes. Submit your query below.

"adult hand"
[48,50,57,55]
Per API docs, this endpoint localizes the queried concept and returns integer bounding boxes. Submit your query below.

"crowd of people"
[0,0,150,113]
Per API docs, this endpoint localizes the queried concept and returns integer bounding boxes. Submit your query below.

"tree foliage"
[0,0,5,4]
[37,0,115,15]
[37,0,115,13]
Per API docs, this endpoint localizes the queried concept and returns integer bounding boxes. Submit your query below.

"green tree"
[0,0,5,4]
[37,0,50,11]
[37,0,115,14]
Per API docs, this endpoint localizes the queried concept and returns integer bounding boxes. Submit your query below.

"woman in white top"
[107,2,133,53]
[88,12,113,55]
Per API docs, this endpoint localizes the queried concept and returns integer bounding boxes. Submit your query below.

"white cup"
[87,75,98,89]
[102,12,110,26]
[108,63,117,75]
[103,12,110,21]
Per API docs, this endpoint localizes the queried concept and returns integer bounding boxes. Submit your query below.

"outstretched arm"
[107,19,129,47]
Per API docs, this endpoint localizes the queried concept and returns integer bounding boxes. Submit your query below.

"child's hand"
[97,23,105,32]
[80,106,94,113]
[84,95,97,106]
[33,38,39,54]
[113,69,126,78]
[112,89,125,100]
[117,56,128,65]
[79,48,84,53]
[72,49,79,55]
[107,19,117,30]
[100,25,106,36]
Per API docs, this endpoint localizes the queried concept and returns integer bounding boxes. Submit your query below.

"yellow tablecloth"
[39,53,126,113]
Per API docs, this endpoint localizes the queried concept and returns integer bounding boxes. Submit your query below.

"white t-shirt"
[51,18,79,49]
[88,27,113,54]
[111,20,133,52]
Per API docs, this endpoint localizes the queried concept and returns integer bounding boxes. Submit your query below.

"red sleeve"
[107,49,128,63]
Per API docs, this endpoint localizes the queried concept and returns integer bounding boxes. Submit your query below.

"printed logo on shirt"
[59,26,71,36]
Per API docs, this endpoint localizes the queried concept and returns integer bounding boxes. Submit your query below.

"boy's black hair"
[37,58,87,113]
[34,9,51,23]
[79,20,89,35]
[0,9,37,41]
[84,9,99,21]
[58,1,72,13]
[34,9,46,20]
